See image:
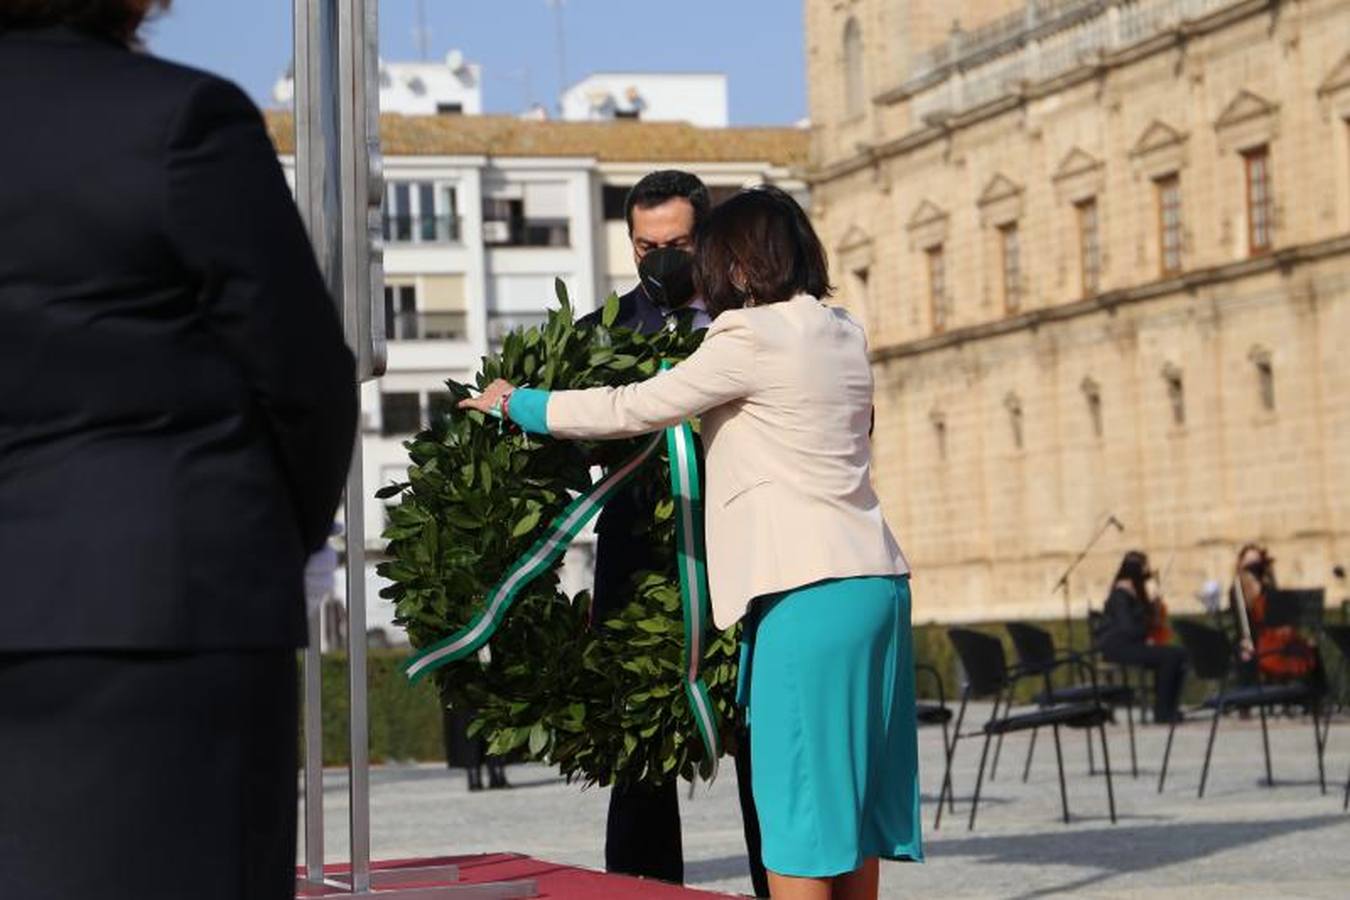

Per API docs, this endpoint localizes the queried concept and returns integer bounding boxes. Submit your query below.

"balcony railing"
[385,311,468,342]
[382,213,462,245]
[906,0,1242,121]
[482,218,571,248]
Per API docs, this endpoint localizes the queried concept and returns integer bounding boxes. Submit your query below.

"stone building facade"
[805,0,1350,623]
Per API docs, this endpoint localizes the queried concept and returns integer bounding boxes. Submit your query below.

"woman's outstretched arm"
[459,315,755,439]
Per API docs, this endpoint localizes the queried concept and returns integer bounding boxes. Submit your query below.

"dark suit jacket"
[578,287,667,622]
[0,26,356,651]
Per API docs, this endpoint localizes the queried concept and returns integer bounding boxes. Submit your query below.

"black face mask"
[638,247,696,312]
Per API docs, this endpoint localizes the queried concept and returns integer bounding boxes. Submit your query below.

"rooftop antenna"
[413,0,430,60]
[545,0,568,113]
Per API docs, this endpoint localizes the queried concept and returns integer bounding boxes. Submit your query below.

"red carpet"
[298,853,743,898]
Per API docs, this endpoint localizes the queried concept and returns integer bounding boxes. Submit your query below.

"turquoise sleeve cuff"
[508,387,551,435]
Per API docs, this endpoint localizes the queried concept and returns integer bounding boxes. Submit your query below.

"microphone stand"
[1053,516,1121,652]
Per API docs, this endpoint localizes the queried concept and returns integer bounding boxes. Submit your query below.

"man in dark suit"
[0,6,356,899]
[580,171,768,897]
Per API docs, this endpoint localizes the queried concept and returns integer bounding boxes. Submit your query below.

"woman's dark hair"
[694,185,834,316]
[1112,550,1152,602]
[1235,542,1275,583]
[624,169,710,234]
[0,0,168,41]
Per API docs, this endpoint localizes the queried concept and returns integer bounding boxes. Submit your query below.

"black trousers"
[1102,642,1187,721]
[0,649,298,900]
[605,728,769,897]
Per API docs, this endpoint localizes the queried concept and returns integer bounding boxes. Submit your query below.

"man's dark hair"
[624,170,710,234]
[694,185,834,317]
[0,0,169,41]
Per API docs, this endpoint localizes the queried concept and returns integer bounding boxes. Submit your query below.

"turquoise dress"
[738,575,922,876]
[507,389,924,877]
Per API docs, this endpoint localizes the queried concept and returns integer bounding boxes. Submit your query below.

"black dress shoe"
[487,762,511,790]
[466,766,484,792]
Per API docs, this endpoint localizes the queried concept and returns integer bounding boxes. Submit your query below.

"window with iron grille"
[926,245,946,332]
[1244,146,1273,254]
[382,181,460,244]
[1077,198,1101,296]
[1156,174,1182,276]
[999,223,1021,313]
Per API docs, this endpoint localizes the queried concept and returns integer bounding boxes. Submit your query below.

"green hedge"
[306,651,445,767]
[308,616,1349,766]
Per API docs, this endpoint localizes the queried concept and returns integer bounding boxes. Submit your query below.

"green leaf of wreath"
[601,292,621,329]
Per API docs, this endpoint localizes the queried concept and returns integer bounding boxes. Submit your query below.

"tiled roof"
[264,111,808,168]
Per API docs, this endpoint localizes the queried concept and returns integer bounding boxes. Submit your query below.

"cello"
[1233,546,1316,680]
[1145,553,1173,646]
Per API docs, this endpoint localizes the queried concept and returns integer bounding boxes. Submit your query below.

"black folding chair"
[1322,624,1350,810]
[915,663,956,814]
[934,628,1117,831]
[1002,622,1139,780]
[1088,609,1157,726]
[1158,619,1327,797]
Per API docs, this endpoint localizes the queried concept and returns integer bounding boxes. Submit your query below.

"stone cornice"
[813,0,1274,184]
[869,234,1350,363]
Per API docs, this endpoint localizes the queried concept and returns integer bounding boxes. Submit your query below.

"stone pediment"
[1319,53,1350,96]
[837,224,873,252]
[978,174,1023,206]
[1317,53,1350,118]
[1214,89,1278,131]
[1213,89,1279,150]
[978,174,1024,227]
[906,200,948,250]
[907,199,948,229]
[1131,120,1186,156]
[1053,148,1104,203]
[1053,147,1103,182]
[836,224,874,270]
[1130,119,1188,177]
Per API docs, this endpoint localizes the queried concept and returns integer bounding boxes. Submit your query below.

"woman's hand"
[458,379,517,416]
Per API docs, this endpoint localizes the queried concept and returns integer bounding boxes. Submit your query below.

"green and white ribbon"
[402,385,722,769]
[666,418,722,772]
[402,431,663,684]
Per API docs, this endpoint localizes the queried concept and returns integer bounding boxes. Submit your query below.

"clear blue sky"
[146,0,806,126]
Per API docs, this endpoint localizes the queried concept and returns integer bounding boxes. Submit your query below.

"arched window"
[843,17,865,118]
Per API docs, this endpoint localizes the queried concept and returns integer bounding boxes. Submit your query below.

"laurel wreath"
[378,281,742,787]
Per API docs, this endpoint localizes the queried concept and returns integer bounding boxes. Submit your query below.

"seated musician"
[1229,544,1321,687]
[1093,550,1187,723]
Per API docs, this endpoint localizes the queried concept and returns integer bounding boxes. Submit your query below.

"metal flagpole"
[292,0,339,889]
[292,1,534,895]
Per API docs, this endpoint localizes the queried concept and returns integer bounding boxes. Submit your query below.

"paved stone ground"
[306,707,1350,898]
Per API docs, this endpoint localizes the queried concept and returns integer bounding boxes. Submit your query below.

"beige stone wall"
[807,0,1350,622]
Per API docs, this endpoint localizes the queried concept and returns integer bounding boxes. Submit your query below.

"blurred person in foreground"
[0,3,357,898]
[463,186,922,900]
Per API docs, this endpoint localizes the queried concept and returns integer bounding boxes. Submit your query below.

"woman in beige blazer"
[464,187,921,900]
